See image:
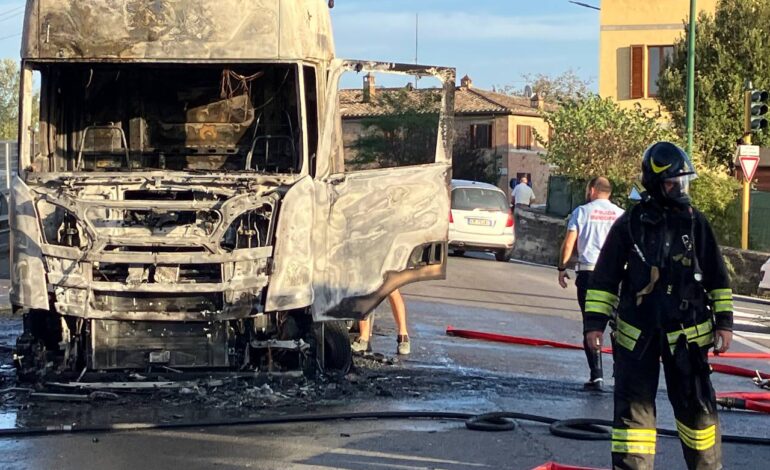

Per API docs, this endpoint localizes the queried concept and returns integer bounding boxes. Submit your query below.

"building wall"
[502,115,551,204]
[341,107,552,204]
[454,116,498,148]
[599,0,718,111]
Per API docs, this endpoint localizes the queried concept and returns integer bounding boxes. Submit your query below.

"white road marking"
[733,332,770,354]
[734,319,769,329]
[734,310,770,320]
[735,331,770,341]
[734,304,770,314]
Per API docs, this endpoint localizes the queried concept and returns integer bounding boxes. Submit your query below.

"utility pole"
[685,0,696,156]
[742,84,753,250]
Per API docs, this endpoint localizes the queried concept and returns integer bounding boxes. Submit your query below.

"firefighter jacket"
[585,201,733,354]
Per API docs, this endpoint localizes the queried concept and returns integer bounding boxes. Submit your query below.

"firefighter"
[584,142,733,470]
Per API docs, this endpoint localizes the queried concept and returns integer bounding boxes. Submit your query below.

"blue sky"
[0,0,600,92]
[331,0,599,91]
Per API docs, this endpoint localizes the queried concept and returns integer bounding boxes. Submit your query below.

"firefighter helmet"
[641,142,697,207]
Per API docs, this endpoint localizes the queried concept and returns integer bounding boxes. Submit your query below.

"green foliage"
[349,89,440,169]
[689,157,742,246]
[539,94,740,244]
[537,94,674,201]
[0,59,19,141]
[657,0,770,166]
[451,138,499,185]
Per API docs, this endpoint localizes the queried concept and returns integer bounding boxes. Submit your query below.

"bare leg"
[358,318,371,341]
[388,289,408,336]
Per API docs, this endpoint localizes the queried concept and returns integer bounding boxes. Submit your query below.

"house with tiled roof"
[339,74,555,203]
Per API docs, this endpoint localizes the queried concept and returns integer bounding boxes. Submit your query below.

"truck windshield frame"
[22,61,309,176]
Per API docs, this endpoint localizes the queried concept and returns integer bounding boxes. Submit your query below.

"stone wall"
[721,247,770,297]
[511,207,567,266]
[511,208,770,298]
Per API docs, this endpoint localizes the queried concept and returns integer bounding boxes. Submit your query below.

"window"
[36,63,303,173]
[451,188,508,212]
[516,125,533,150]
[630,45,645,99]
[469,123,493,149]
[647,45,674,97]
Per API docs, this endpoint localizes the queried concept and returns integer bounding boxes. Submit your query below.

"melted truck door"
[312,60,455,321]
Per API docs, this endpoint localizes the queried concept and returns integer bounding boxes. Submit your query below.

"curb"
[734,294,770,307]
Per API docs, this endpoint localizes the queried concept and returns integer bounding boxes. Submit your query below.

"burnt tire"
[316,321,352,374]
[495,249,512,262]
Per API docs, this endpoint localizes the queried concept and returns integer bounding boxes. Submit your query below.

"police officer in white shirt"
[558,176,624,390]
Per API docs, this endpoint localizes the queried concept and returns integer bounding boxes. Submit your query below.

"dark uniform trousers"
[612,329,721,470]
[576,270,602,380]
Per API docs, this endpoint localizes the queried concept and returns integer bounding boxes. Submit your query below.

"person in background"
[558,176,624,391]
[511,176,535,207]
[351,289,410,355]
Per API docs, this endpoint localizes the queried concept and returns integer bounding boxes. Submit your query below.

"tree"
[0,59,19,141]
[349,88,440,169]
[539,94,741,245]
[497,69,593,103]
[657,0,770,166]
[537,95,674,199]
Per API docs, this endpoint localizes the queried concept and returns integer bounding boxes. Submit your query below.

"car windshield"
[452,187,508,212]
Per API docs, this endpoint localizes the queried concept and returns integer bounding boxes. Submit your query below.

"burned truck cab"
[12,0,454,377]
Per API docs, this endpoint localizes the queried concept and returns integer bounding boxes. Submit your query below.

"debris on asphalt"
[30,392,90,402]
[88,392,119,401]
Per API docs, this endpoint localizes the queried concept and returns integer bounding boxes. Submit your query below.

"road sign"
[738,144,760,157]
[739,155,760,182]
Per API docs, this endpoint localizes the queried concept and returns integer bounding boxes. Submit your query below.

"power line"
[0,5,24,19]
[568,1,600,11]
[0,31,21,41]
[0,12,22,24]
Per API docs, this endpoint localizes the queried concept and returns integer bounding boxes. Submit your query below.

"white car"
[449,180,514,262]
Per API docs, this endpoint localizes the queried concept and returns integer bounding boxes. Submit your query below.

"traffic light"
[745,89,769,132]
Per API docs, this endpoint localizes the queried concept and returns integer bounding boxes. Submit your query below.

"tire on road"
[495,249,512,262]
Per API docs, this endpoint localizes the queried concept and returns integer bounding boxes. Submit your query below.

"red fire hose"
[717,395,770,413]
[710,362,770,378]
[446,325,770,416]
[446,326,770,360]
[446,326,770,401]
[531,462,607,470]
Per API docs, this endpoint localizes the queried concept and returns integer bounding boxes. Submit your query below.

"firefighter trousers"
[612,330,721,470]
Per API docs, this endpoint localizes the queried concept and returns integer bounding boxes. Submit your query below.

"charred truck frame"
[11,0,454,378]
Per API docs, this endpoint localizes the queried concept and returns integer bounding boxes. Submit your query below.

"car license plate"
[467,217,493,227]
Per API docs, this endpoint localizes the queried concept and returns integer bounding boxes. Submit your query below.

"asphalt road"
[2,255,770,469]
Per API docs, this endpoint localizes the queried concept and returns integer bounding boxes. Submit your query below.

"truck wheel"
[315,321,352,374]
